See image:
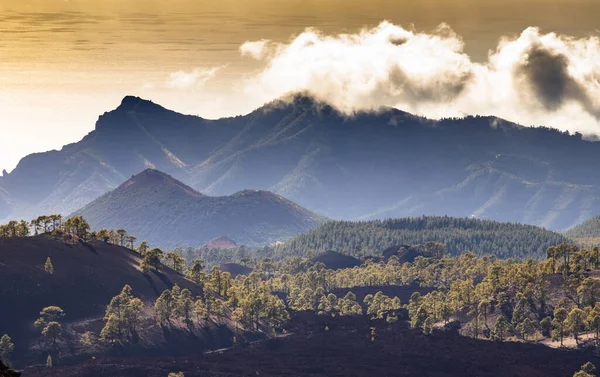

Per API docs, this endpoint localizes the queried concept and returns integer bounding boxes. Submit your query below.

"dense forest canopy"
[565,216,600,240]
[268,217,570,260]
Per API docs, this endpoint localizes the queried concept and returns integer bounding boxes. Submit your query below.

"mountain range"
[71,169,326,248]
[2,94,600,230]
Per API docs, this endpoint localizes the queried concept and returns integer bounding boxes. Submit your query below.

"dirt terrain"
[21,314,600,377]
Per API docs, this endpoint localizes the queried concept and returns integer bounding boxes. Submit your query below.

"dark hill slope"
[4,94,600,229]
[71,169,326,248]
[22,315,600,377]
[219,263,252,278]
[309,251,362,270]
[273,216,570,260]
[0,235,202,365]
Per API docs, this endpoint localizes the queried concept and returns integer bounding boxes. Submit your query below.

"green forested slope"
[565,216,600,239]
[270,216,569,260]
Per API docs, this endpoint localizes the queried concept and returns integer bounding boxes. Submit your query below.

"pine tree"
[493,316,510,341]
[0,334,15,367]
[101,285,144,343]
[44,257,54,275]
[42,322,63,351]
[423,317,434,335]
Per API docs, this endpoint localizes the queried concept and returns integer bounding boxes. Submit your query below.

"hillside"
[309,251,362,270]
[70,169,326,248]
[21,315,600,377]
[271,216,570,260]
[20,246,600,377]
[219,263,252,278]
[205,236,237,249]
[3,95,600,229]
[566,216,600,239]
[0,235,207,367]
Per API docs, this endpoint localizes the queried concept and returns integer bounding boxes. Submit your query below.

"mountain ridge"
[2,93,600,229]
[70,169,327,248]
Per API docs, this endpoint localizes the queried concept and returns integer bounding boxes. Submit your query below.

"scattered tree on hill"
[137,241,149,255]
[0,216,143,254]
[227,272,289,330]
[165,252,186,273]
[0,335,15,367]
[100,285,144,344]
[492,316,510,341]
[126,235,137,249]
[573,362,596,377]
[318,294,339,316]
[423,317,434,335]
[96,229,110,242]
[79,331,98,351]
[186,259,206,283]
[0,220,29,237]
[338,292,363,317]
[140,248,164,273]
[364,292,401,321]
[540,316,552,337]
[155,289,175,326]
[63,216,91,241]
[46,355,52,368]
[116,229,127,246]
[44,257,54,275]
[566,308,586,346]
[155,285,197,330]
[42,322,63,351]
[34,306,65,328]
[517,318,535,341]
[34,306,65,351]
[174,287,195,329]
[552,308,568,346]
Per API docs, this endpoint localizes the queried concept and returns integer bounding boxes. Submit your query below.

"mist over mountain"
[2,94,600,230]
[71,169,325,248]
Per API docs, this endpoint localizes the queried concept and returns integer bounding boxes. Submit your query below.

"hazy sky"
[1,0,600,172]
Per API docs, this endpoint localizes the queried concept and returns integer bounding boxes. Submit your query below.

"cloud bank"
[238,22,600,135]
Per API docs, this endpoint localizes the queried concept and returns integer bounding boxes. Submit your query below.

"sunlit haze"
[1,0,600,172]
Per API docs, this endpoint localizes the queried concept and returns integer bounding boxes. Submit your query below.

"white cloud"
[166,67,221,90]
[240,39,272,60]
[237,22,600,135]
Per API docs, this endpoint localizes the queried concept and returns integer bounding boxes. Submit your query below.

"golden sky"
[1,0,599,172]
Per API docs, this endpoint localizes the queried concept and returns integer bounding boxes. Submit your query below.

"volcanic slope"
[0,234,218,366]
[71,169,326,248]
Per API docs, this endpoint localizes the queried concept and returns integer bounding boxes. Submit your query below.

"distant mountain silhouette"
[2,94,600,229]
[70,169,326,248]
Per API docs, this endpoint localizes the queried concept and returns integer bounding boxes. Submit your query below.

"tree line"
[0,214,138,247]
